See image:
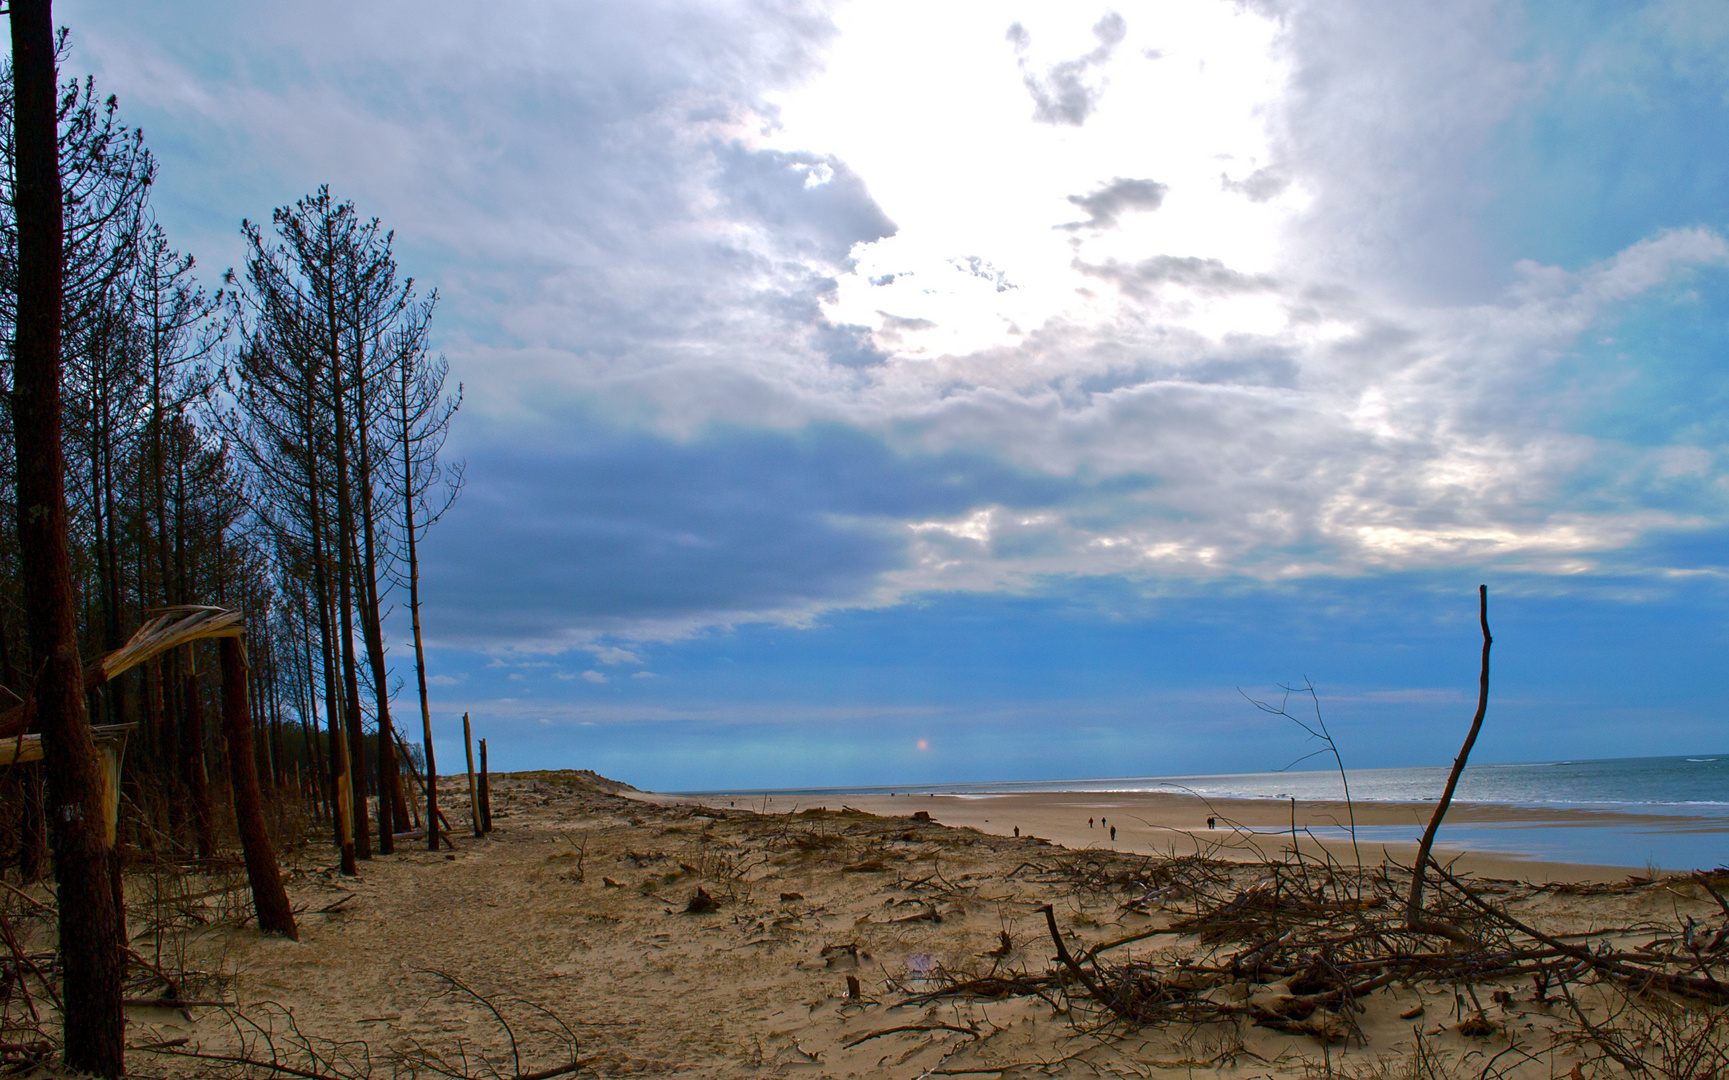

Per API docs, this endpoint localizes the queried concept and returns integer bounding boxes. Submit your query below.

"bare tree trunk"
[1407,585,1493,927]
[403,377,438,850]
[181,648,215,861]
[9,2,125,1070]
[478,738,492,833]
[464,712,480,838]
[309,505,355,875]
[329,349,371,861]
[353,380,408,840]
[219,637,297,938]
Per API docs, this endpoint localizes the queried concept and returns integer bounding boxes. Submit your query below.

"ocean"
[685,754,1729,871]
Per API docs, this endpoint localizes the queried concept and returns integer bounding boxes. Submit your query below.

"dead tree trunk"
[219,637,297,939]
[478,738,492,833]
[181,649,216,861]
[1407,585,1493,927]
[9,1,126,1070]
[463,712,480,838]
[405,440,438,847]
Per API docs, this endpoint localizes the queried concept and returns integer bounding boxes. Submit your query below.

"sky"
[54,0,1729,790]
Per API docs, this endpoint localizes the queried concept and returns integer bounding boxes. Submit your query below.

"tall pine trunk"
[354,384,407,841]
[9,1,125,1070]
[401,361,439,850]
[331,394,372,860]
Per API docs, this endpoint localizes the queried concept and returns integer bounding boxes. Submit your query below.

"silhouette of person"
[1013,826,1019,837]
[1207,817,1215,829]
[1088,817,1094,828]
[1110,825,1116,842]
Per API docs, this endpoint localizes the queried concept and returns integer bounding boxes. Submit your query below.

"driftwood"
[917,845,1729,1042]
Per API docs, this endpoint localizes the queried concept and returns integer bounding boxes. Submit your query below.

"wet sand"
[658,788,1729,881]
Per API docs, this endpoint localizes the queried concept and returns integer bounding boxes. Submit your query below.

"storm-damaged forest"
[0,25,463,1071]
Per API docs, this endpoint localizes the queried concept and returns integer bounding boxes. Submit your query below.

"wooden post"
[462,713,480,838]
[478,739,492,833]
[219,637,297,939]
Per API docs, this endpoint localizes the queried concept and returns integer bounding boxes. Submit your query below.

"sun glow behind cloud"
[762,0,1297,359]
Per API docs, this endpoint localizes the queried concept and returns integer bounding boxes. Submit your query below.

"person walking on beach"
[1110,825,1116,842]
[1088,817,1094,828]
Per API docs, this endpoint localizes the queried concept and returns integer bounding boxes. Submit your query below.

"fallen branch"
[1430,861,1729,1002]
[842,1023,981,1048]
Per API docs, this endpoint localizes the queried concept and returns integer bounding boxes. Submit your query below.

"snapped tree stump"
[220,637,297,939]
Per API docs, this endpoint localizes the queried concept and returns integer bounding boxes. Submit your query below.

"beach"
[664,788,1729,881]
[102,771,1729,1078]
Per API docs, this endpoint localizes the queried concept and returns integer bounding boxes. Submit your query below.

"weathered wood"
[463,713,480,838]
[220,638,297,939]
[0,606,243,741]
[478,739,493,833]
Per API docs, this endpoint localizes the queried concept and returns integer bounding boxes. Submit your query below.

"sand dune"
[115,773,1729,1078]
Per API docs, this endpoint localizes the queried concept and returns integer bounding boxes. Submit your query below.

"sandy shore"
[658,788,1714,882]
[92,772,1728,1079]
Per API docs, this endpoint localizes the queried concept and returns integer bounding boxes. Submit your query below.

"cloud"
[420,421,1130,650]
[70,0,1729,662]
[1220,165,1290,203]
[1263,0,1533,303]
[588,645,644,666]
[1007,12,1128,127]
[949,255,1015,292]
[1076,254,1275,298]
[1059,177,1168,230]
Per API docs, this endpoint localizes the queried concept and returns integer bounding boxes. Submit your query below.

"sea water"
[699,755,1729,871]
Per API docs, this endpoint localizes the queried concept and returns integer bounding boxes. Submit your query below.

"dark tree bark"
[325,281,371,861]
[16,762,45,880]
[181,649,215,861]
[8,1,125,1072]
[478,738,492,833]
[219,636,296,938]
